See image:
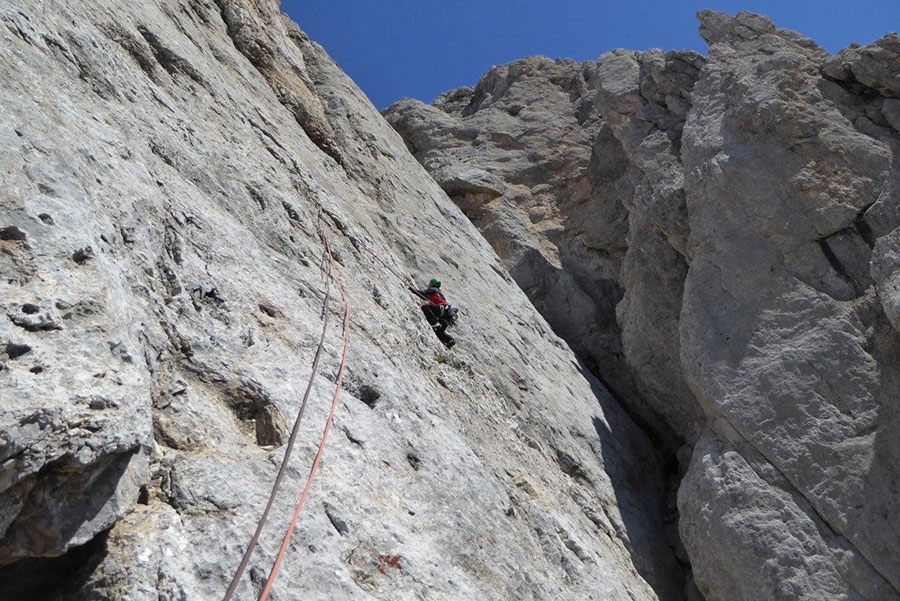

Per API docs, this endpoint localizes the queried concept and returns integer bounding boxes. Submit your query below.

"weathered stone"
[681,425,898,601]
[0,1,676,600]
[873,228,900,333]
[385,50,709,451]
[215,0,343,163]
[389,9,900,601]
[5,2,900,599]
[590,48,707,446]
[679,10,900,599]
[823,33,900,97]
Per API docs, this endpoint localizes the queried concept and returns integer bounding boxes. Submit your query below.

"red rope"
[355,238,415,288]
[223,203,346,600]
[355,239,436,306]
[257,206,352,601]
[222,249,332,601]
[224,206,426,599]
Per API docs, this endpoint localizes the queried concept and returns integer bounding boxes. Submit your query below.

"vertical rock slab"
[679,11,900,599]
[386,50,710,449]
[0,19,154,560]
[681,426,898,601]
[590,48,708,446]
[0,1,678,599]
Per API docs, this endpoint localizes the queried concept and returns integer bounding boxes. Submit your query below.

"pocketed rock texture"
[0,1,681,600]
[387,10,900,601]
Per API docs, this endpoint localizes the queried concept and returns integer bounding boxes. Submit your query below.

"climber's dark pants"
[421,305,454,346]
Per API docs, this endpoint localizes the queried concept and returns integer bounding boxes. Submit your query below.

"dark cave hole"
[0,528,109,600]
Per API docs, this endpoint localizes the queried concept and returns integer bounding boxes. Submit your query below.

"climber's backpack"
[443,305,459,326]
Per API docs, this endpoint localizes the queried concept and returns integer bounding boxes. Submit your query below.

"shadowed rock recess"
[386,10,900,601]
[1,2,898,601]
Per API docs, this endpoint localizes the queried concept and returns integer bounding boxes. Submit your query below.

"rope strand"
[224,204,424,599]
[257,206,352,600]
[354,237,415,289]
[222,250,333,601]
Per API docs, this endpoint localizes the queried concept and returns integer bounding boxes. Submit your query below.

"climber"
[409,278,457,349]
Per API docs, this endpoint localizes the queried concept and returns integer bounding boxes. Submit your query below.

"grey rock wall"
[679,12,900,601]
[386,10,900,601]
[385,49,710,452]
[0,1,680,600]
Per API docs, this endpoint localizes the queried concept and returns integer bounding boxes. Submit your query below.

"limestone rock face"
[0,1,679,600]
[590,49,707,446]
[385,51,707,449]
[387,10,900,601]
[679,12,900,600]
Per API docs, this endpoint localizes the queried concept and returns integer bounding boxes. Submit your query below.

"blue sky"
[281,1,896,110]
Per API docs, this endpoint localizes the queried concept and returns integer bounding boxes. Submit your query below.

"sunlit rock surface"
[387,11,900,601]
[0,1,681,599]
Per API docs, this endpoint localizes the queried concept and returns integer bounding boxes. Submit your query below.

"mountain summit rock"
[386,10,900,601]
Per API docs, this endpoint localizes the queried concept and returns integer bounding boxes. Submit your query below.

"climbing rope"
[354,237,415,289]
[225,204,449,599]
[222,202,349,601]
[258,206,351,600]
[353,236,437,306]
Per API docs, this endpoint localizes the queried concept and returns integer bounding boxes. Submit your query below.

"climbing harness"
[443,305,459,325]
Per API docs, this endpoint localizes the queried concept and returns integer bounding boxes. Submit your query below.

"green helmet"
[429,278,441,288]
